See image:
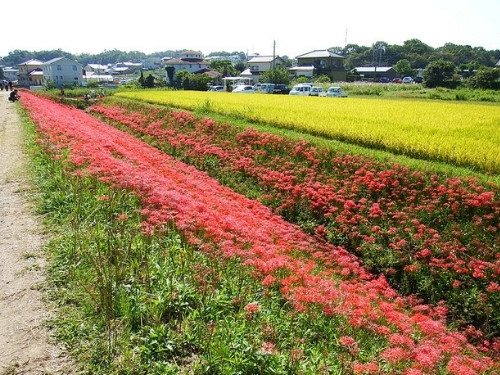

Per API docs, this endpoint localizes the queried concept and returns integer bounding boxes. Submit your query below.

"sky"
[2,0,499,58]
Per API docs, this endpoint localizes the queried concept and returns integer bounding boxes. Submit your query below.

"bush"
[313,75,331,83]
[424,60,459,88]
[466,67,500,90]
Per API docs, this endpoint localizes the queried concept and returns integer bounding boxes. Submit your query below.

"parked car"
[289,83,313,96]
[379,77,391,83]
[326,86,348,97]
[413,76,423,83]
[402,76,413,84]
[392,78,402,84]
[256,83,275,93]
[309,86,326,97]
[208,85,224,92]
[232,85,255,93]
[272,84,290,94]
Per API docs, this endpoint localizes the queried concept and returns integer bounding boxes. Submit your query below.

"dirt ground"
[0,90,73,375]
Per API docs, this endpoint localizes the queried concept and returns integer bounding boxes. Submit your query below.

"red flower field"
[21,92,498,373]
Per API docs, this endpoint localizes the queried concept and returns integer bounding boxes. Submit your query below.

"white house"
[42,57,83,87]
[244,55,285,83]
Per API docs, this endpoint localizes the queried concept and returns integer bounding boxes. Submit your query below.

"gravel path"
[0,91,73,375]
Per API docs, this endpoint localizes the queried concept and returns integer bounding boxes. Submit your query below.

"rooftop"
[18,59,44,66]
[296,50,344,59]
[247,55,281,63]
[355,67,394,73]
[43,57,66,65]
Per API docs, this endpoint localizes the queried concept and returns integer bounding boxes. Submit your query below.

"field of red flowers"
[90,100,499,340]
[20,92,499,373]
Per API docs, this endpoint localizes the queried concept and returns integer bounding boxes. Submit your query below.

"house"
[18,59,44,87]
[496,59,500,67]
[84,64,109,75]
[177,50,203,59]
[164,50,210,83]
[244,55,285,83]
[194,68,223,84]
[2,67,19,82]
[288,66,315,78]
[42,57,83,87]
[354,67,398,80]
[109,62,142,75]
[163,58,210,74]
[141,57,162,69]
[294,50,346,81]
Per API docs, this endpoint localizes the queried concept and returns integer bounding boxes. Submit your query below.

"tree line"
[331,39,499,70]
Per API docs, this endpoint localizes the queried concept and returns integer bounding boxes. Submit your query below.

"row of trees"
[332,39,499,70]
[0,49,248,67]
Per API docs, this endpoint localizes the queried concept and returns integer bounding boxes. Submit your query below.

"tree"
[259,67,290,85]
[394,59,413,77]
[467,67,500,90]
[423,60,457,88]
[209,60,237,77]
[234,61,246,73]
[144,74,156,88]
[138,70,145,87]
[175,71,211,91]
[165,67,175,85]
[402,39,433,55]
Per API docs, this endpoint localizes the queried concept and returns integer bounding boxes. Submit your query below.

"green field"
[116,90,500,174]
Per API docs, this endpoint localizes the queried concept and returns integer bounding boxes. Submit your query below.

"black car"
[379,77,391,83]
[413,76,423,83]
[272,84,290,94]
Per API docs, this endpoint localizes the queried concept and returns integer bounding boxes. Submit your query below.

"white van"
[289,83,313,96]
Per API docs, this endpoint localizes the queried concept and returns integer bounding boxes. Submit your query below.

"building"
[294,50,346,81]
[243,55,285,83]
[109,62,143,75]
[173,50,203,59]
[164,50,210,82]
[2,67,19,82]
[354,67,398,80]
[18,59,44,87]
[84,64,109,75]
[42,57,83,87]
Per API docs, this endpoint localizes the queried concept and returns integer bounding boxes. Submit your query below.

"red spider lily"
[21,93,498,372]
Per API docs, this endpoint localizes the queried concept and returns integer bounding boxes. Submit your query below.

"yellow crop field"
[117,90,500,174]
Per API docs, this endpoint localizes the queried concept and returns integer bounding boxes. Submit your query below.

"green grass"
[338,83,500,102]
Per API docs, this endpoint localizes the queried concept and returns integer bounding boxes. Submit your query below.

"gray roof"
[496,59,500,66]
[296,50,344,59]
[247,55,282,63]
[355,67,394,73]
[43,57,66,65]
[18,59,43,66]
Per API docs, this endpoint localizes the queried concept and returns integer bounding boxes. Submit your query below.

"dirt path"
[0,91,73,375]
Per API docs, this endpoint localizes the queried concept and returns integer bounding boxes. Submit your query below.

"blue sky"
[3,0,499,58]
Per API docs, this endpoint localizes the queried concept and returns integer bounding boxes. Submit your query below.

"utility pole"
[344,28,348,48]
[272,40,276,69]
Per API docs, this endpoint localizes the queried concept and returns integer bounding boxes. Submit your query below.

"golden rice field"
[117,90,500,174]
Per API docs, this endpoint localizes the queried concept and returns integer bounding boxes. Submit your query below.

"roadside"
[0,91,73,375]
